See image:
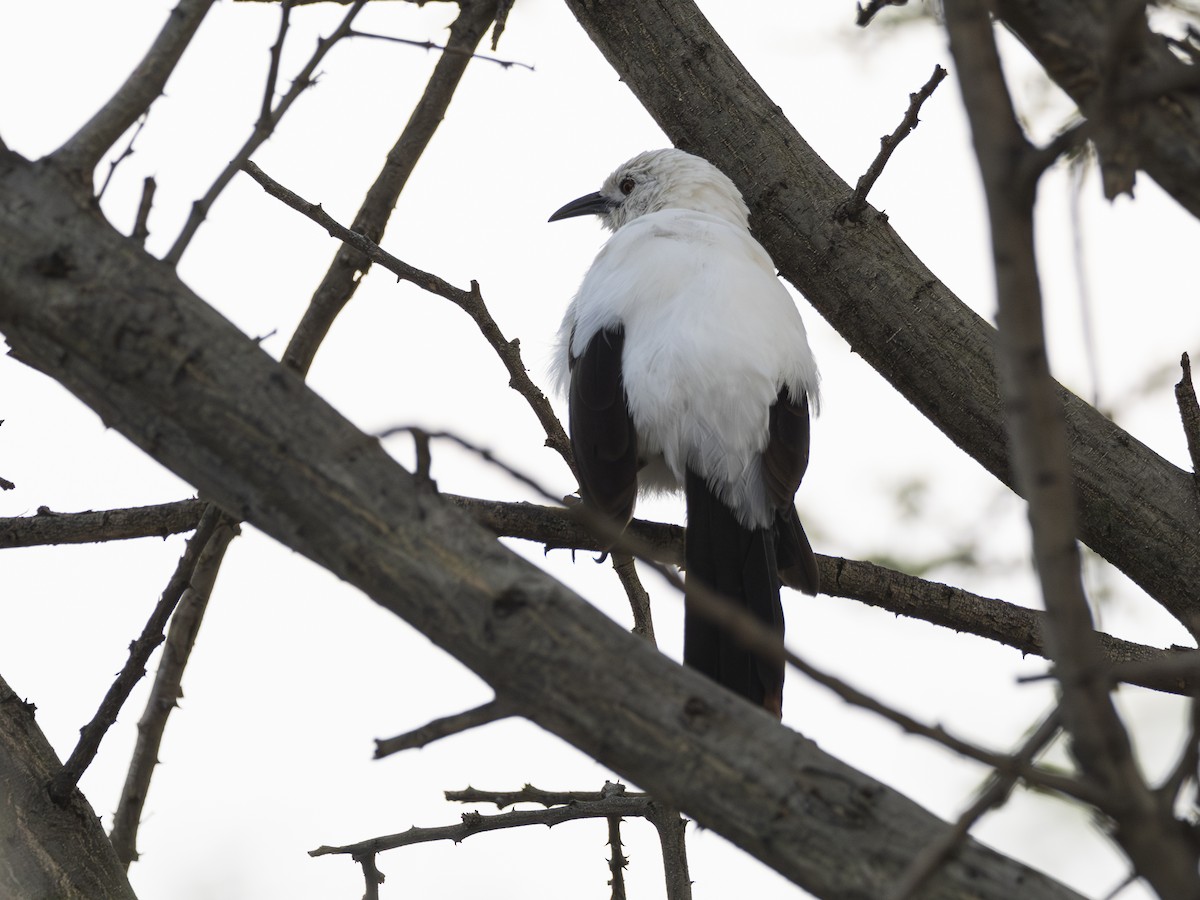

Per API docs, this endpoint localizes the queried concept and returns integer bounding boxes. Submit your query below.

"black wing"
[762,389,820,595]
[569,325,638,532]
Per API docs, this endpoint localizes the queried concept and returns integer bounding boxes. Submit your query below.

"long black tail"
[683,468,786,717]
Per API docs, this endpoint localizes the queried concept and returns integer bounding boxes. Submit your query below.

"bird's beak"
[548,191,615,223]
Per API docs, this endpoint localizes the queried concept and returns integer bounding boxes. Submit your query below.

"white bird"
[549,148,821,718]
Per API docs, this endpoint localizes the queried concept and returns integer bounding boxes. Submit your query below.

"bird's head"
[548,148,750,232]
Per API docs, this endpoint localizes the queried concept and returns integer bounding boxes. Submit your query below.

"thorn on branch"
[839,64,947,221]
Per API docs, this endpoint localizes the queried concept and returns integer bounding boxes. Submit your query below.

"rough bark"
[559,0,1200,633]
[0,149,1083,900]
[993,0,1200,218]
[0,673,138,900]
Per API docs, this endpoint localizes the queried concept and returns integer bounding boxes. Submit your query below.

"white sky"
[2,2,1199,898]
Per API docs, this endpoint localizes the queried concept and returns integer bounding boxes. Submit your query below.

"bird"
[548,148,821,718]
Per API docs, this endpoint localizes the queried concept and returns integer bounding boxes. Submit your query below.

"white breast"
[554,209,819,528]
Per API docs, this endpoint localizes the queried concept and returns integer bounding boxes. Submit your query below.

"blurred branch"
[889,708,1063,900]
[991,0,1200,217]
[132,176,156,245]
[163,1,367,266]
[108,512,237,867]
[0,499,205,549]
[282,0,500,375]
[346,28,532,69]
[47,506,223,804]
[52,0,216,177]
[945,0,1200,891]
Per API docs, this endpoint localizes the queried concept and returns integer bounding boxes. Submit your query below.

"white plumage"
[551,149,819,529]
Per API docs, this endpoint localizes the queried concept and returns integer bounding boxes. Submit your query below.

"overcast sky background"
[3,2,1200,898]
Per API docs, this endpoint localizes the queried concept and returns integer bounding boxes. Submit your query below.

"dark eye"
[619,177,635,196]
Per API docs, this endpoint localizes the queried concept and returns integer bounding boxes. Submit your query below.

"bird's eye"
[619,177,635,196]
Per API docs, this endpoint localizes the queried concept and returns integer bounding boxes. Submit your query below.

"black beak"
[548,191,615,223]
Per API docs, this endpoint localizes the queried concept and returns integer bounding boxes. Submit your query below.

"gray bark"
[0,148,1083,900]
[0,673,138,900]
[560,0,1200,633]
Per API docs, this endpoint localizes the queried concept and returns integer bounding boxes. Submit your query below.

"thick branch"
[0,499,204,549]
[558,0,1200,634]
[0,672,139,899]
[52,0,216,177]
[0,153,1083,900]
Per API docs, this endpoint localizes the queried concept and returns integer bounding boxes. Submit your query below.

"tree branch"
[0,152,1085,900]
[52,0,216,178]
[108,512,238,867]
[281,0,500,376]
[944,0,1199,891]
[0,499,205,549]
[0,672,139,900]
[47,507,223,804]
[163,1,367,266]
[374,699,512,758]
[558,0,1200,642]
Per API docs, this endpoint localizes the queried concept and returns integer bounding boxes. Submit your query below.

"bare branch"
[52,0,216,177]
[310,794,659,858]
[244,162,575,473]
[108,511,237,867]
[945,0,1200,890]
[442,494,1198,696]
[612,553,656,643]
[282,0,500,376]
[0,499,205,549]
[96,115,149,201]
[374,699,512,758]
[47,506,223,804]
[840,64,947,220]
[447,784,644,808]
[163,1,367,266]
[607,815,628,900]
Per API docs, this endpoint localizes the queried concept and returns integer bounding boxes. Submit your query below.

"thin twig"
[261,0,294,127]
[347,29,533,70]
[47,506,223,804]
[282,0,500,377]
[243,161,575,473]
[310,795,658,857]
[888,708,1063,900]
[164,1,367,266]
[374,699,511,759]
[52,0,216,176]
[447,784,643,808]
[109,511,238,866]
[840,64,947,220]
[96,114,149,201]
